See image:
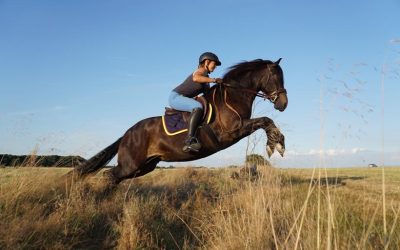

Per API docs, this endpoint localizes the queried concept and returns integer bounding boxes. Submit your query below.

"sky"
[0,0,399,168]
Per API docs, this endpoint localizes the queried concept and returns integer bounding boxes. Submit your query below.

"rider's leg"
[168,91,202,111]
[183,107,203,152]
[168,91,203,152]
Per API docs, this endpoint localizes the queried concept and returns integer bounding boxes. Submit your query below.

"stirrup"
[183,137,201,152]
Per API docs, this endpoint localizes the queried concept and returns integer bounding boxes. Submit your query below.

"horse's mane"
[222,59,274,84]
[205,59,275,95]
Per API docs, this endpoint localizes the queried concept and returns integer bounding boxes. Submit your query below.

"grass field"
[1,165,399,249]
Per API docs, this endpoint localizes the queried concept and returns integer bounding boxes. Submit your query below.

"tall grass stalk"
[283,167,316,248]
[381,61,387,245]
[385,205,400,249]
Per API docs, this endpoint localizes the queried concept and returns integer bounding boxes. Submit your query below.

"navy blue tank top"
[173,72,210,98]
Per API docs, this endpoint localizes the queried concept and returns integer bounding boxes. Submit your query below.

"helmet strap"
[204,60,211,73]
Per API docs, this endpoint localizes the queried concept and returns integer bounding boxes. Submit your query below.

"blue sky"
[0,0,399,167]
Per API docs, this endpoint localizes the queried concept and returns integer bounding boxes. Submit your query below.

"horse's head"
[222,58,288,112]
[257,58,288,112]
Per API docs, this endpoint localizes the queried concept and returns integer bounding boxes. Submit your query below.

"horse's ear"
[274,58,282,65]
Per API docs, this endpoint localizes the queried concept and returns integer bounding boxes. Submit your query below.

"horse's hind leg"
[100,161,142,196]
[131,156,160,178]
[104,155,160,185]
[103,144,145,185]
[102,117,162,186]
[103,140,161,186]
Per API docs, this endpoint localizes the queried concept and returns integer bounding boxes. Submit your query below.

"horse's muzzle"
[274,93,288,112]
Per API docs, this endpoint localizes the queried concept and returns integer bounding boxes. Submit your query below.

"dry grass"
[1,166,399,249]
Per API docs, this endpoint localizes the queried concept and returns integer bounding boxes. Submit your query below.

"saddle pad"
[162,103,213,136]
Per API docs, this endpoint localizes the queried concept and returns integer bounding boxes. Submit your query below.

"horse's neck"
[226,87,255,117]
[206,86,255,119]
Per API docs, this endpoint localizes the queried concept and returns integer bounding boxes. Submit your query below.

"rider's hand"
[214,78,223,84]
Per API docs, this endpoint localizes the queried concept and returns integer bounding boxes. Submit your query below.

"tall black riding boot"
[183,108,203,152]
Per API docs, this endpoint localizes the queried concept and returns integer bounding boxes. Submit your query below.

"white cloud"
[302,148,367,156]
[52,105,68,111]
[389,39,400,44]
[272,149,399,168]
[388,152,400,162]
[351,147,366,154]
[307,149,320,155]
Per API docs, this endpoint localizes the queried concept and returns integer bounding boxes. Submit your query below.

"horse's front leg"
[231,117,285,158]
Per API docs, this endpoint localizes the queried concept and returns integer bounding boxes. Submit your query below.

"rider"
[169,52,223,152]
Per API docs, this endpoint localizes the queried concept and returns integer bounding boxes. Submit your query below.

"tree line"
[0,154,86,167]
[0,153,270,168]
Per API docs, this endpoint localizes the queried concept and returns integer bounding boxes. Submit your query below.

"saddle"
[162,96,212,136]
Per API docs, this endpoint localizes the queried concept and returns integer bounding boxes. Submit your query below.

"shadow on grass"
[282,175,366,187]
[108,174,220,249]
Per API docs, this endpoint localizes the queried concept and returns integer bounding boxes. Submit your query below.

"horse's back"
[120,115,213,162]
[122,116,163,142]
[119,115,183,153]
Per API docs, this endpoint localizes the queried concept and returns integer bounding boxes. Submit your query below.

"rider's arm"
[192,68,220,84]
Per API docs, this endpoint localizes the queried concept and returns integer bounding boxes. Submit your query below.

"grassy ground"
[0,166,399,249]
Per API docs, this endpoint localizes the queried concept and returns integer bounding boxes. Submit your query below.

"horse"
[71,58,288,186]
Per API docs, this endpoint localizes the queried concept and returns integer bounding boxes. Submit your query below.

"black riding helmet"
[199,52,221,66]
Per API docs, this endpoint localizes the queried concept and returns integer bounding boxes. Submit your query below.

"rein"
[222,83,287,103]
[212,85,243,133]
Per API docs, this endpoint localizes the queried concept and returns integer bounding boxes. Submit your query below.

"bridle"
[222,83,287,104]
[221,70,286,104]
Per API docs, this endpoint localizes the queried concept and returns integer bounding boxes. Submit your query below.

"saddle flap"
[162,98,213,136]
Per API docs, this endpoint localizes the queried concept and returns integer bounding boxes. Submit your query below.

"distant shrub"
[245,154,271,166]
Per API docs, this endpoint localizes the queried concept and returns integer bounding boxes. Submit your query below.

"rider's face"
[205,60,217,72]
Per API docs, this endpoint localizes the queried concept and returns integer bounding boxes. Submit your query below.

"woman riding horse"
[169,52,223,152]
[71,57,288,187]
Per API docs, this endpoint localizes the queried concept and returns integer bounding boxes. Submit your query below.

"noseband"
[264,88,287,103]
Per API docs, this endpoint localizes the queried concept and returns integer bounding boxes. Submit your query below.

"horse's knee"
[262,117,274,127]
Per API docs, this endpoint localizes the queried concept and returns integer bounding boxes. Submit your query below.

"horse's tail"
[70,137,122,178]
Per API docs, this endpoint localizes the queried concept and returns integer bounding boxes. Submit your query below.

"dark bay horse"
[72,58,288,186]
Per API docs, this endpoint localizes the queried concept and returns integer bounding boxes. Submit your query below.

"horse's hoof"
[276,143,285,157]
